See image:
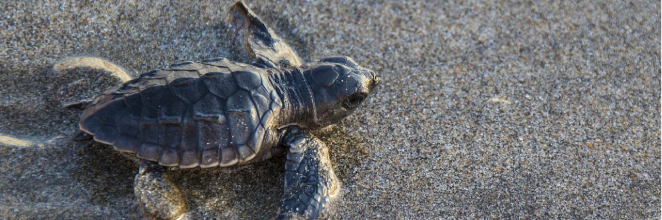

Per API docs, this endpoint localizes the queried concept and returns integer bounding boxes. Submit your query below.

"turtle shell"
[79,58,282,168]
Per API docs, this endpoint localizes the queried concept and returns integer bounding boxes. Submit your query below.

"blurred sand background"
[0,0,659,219]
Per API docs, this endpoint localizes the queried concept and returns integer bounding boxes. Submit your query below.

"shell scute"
[114,135,141,152]
[169,78,207,104]
[123,93,143,107]
[220,146,238,167]
[94,125,120,144]
[193,94,226,123]
[169,61,206,71]
[226,90,259,149]
[197,121,230,149]
[237,145,256,162]
[137,143,162,161]
[159,149,179,166]
[117,105,141,135]
[180,109,198,149]
[80,112,102,134]
[201,72,237,98]
[180,150,200,168]
[159,98,186,124]
[200,149,220,168]
[93,98,127,126]
[202,57,232,68]
[249,125,265,153]
[159,124,182,148]
[140,85,171,108]
[166,70,199,83]
[251,87,271,119]
[140,106,160,144]
[233,70,263,90]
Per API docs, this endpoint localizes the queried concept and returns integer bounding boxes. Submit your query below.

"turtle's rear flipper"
[66,99,96,142]
[63,99,93,110]
[72,131,93,141]
[66,100,94,142]
[279,128,340,219]
[227,1,302,68]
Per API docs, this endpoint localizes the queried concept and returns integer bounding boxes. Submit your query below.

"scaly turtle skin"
[66,1,378,219]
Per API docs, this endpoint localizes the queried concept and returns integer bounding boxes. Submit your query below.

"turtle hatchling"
[64,1,378,219]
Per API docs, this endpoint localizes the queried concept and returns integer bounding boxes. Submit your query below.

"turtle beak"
[368,70,379,91]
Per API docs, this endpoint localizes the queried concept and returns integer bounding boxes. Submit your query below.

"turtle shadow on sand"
[167,157,285,219]
[0,64,142,218]
[71,141,140,213]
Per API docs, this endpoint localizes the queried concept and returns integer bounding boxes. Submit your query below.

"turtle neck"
[269,66,317,128]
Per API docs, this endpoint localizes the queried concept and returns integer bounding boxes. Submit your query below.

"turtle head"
[305,56,379,128]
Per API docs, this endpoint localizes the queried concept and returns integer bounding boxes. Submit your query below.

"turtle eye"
[342,94,365,109]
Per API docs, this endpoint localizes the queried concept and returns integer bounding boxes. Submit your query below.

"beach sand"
[1,0,659,219]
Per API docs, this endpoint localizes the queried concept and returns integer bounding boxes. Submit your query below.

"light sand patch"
[0,134,34,147]
[488,97,512,105]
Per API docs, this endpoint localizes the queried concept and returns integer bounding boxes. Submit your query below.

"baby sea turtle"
[65,1,378,219]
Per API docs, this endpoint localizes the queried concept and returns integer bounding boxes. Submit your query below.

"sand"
[0,0,659,219]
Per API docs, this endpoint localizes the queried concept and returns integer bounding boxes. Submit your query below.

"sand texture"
[1,0,659,219]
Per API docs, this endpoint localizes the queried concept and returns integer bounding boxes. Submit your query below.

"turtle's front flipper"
[278,128,340,219]
[227,1,302,68]
[134,160,189,220]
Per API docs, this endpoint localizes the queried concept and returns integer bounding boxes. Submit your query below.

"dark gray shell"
[79,58,282,168]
